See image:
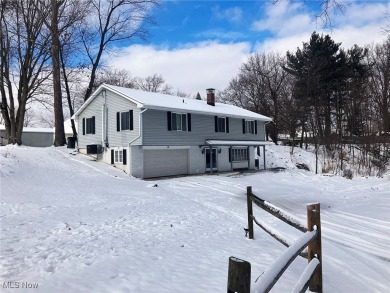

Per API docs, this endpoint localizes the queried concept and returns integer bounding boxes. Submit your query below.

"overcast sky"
[105,0,390,96]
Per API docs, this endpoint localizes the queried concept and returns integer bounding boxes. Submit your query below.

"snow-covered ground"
[0,145,389,292]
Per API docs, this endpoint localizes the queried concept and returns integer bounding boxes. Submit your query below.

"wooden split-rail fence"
[227,186,322,293]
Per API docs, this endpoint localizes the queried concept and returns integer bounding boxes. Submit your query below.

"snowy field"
[0,146,389,292]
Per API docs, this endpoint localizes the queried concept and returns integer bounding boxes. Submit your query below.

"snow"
[291,258,320,293]
[0,125,53,133]
[252,230,317,293]
[1,146,389,292]
[75,84,272,121]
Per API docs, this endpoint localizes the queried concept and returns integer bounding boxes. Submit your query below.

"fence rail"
[227,186,322,293]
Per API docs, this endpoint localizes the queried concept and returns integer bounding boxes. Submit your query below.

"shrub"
[343,169,353,180]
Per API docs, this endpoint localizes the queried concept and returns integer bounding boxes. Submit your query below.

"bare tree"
[368,37,390,133]
[135,74,173,94]
[93,68,137,89]
[82,0,159,101]
[273,0,346,29]
[49,0,66,146]
[219,52,289,142]
[0,1,51,145]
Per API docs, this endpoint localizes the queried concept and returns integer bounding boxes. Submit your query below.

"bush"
[343,169,353,180]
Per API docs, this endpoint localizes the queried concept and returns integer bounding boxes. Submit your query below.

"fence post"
[247,186,254,240]
[307,203,322,293]
[227,256,251,293]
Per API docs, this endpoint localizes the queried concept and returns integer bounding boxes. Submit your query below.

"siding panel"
[77,90,141,148]
[143,109,267,146]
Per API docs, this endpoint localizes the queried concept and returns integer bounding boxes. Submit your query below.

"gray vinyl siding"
[77,90,141,148]
[77,94,103,147]
[142,109,267,146]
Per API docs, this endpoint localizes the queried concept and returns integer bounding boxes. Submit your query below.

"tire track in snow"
[165,180,246,222]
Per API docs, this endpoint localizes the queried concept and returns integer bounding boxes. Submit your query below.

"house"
[0,125,54,147]
[73,84,272,179]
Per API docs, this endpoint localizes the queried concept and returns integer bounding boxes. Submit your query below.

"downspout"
[129,108,148,146]
[102,90,108,148]
[128,108,148,177]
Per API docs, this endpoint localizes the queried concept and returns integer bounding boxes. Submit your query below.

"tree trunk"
[51,0,66,146]
[59,46,78,140]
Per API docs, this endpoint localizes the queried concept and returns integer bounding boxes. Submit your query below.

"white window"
[232,148,248,162]
[245,120,254,134]
[114,150,123,163]
[172,113,187,131]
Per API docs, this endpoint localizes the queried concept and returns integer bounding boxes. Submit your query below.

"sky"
[106,0,390,96]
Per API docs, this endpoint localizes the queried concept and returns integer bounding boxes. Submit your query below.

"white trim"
[143,146,190,150]
[206,140,273,146]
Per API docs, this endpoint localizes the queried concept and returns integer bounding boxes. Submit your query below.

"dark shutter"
[228,147,231,162]
[116,112,120,132]
[82,118,85,135]
[111,150,114,164]
[123,149,127,165]
[130,110,134,130]
[167,111,172,131]
[187,113,192,131]
[255,121,258,134]
[226,117,229,133]
[242,119,246,134]
[214,116,218,132]
[91,116,95,134]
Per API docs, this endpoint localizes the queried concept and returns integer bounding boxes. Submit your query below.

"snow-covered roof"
[75,84,272,121]
[0,124,53,133]
[63,119,78,134]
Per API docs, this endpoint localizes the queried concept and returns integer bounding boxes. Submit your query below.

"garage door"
[144,149,188,178]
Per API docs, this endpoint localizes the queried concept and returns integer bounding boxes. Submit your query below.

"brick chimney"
[206,88,215,106]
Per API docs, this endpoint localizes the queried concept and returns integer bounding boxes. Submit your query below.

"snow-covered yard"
[1,146,389,292]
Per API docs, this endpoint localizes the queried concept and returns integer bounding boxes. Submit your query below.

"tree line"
[1,0,159,146]
[219,32,390,147]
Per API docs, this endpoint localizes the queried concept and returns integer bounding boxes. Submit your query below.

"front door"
[205,148,218,172]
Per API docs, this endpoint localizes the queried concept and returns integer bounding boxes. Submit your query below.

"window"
[114,150,123,163]
[121,112,130,130]
[242,119,257,134]
[231,148,248,162]
[215,116,229,133]
[117,110,133,132]
[111,149,127,165]
[172,113,187,131]
[246,120,254,134]
[167,111,191,132]
[83,116,95,135]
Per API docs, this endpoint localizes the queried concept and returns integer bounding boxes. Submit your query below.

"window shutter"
[116,112,120,132]
[91,116,95,134]
[255,121,258,135]
[82,118,85,135]
[242,119,246,134]
[229,147,231,162]
[226,117,229,133]
[130,110,134,130]
[123,149,127,165]
[167,111,172,131]
[214,116,218,132]
[111,150,114,164]
[187,113,191,131]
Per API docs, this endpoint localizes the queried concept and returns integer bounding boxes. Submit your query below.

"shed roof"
[75,84,272,121]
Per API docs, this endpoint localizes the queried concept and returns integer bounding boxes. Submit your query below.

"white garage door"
[144,149,188,178]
